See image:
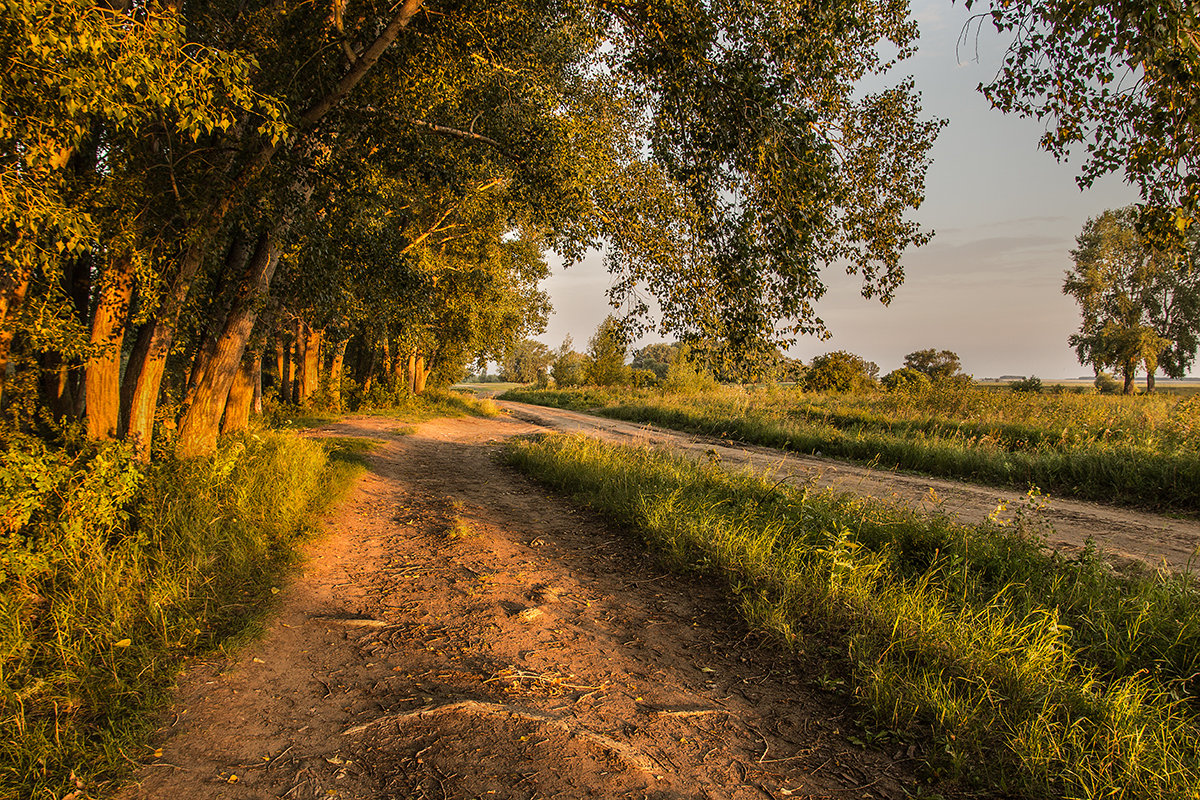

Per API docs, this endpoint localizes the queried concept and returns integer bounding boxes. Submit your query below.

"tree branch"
[410,119,523,166]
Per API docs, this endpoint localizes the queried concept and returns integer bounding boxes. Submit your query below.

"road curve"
[500,400,1200,573]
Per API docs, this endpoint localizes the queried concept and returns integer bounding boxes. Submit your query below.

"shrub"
[1010,376,1043,393]
[802,351,877,393]
[881,367,932,392]
[1094,371,1120,394]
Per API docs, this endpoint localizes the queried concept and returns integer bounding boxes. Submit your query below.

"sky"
[532,0,1148,380]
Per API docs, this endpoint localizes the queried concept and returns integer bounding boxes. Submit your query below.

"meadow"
[502,383,1200,513]
[507,432,1200,799]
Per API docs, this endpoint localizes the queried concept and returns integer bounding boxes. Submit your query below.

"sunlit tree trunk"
[176,232,281,458]
[86,256,136,439]
[413,353,429,394]
[297,323,322,402]
[0,266,33,406]
[221,352,259,434]
[329,338,348,408]
[1122,359,1136,394]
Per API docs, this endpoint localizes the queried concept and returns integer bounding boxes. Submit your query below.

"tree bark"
[85,256,136,439]
[175,232,281,458]
[413,353,429,394]
[1122,360,1136,394]
[329,338,348,408]
[1146,369,1156,393]
[221,352,259,434]
[187,231,251,396]
[298,325,322,402]
[252,353,263,415]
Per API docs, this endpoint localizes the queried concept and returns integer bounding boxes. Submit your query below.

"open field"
[502,384,1200,513]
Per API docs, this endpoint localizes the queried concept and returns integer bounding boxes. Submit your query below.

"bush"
[802,351,877,393]
[664,346,718,393]
[1010,376,1043,393]
[1094,371,1120,394]
[0,432,360,799]
[881,367,932,393]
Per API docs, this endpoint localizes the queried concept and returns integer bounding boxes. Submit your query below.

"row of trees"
[2,0,954,460]
[6,0,1200,455]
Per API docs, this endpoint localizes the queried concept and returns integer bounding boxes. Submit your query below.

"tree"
[551,337,587,388]
[971,0,1200,237]
[802,351,878,393]
[631,343,679,379]
[502,340,553,384]
[903,349,963,381]
[1063,207,1200,393]
[1,0,942,459]
[586,317,631,386]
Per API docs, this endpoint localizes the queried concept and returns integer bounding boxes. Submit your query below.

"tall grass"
[502,385,1200,512]
[0,432,362,799]
[506,433,1200,799]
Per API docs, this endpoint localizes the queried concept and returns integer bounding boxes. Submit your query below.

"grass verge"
[505,433,1200,799]
[502,386,1200,513]
[0,431,363,799]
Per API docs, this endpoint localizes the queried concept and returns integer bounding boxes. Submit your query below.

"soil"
[120,403,1199,800]
[500,401,1200,573]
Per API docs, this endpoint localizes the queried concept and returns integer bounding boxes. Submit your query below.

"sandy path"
[122,414,949,800]
[501,401,1200,572]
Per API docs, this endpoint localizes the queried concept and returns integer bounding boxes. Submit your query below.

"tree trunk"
[221,352,259,435]
[85,256,136,439]
[252,354,263,415]
[291,321,303,404]
[0,266,32,406]
[175,233,281,458]
[1122,360,1136,394]
[329,338,348,408]
[274,334,290,402]
[298,325,322,402]
[413,353,429,394]
[1146,369,1156,393]
[187,231,252,396]
[406,350,417,393]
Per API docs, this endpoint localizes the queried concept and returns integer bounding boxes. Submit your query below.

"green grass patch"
[501,385,1200,513]
[269,387,500,429]
[0,431,362,799]
[506,433,1200,799]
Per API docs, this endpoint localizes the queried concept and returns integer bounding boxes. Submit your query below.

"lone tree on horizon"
[1063,207,1200,393]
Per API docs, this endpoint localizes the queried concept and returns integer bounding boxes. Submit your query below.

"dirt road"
[123,414,948,800]
[501,401,1200,573]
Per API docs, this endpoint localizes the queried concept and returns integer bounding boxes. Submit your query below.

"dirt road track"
[501,401,1200,573]
[123,414,949,800]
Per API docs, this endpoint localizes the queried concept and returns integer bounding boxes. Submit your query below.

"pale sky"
[536,1,1143,379]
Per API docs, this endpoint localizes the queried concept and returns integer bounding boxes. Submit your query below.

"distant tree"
[1063,207,1200,393]
[551,336,587,387]
[802,351,878,393]
[881,367,931,392]
[501,339,553,384]
[631,343,679,379]
[586,317,631,386]
[903,348,963,381]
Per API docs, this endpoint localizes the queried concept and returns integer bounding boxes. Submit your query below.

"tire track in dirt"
[501,401,1200,573]
[121,414,956,800]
